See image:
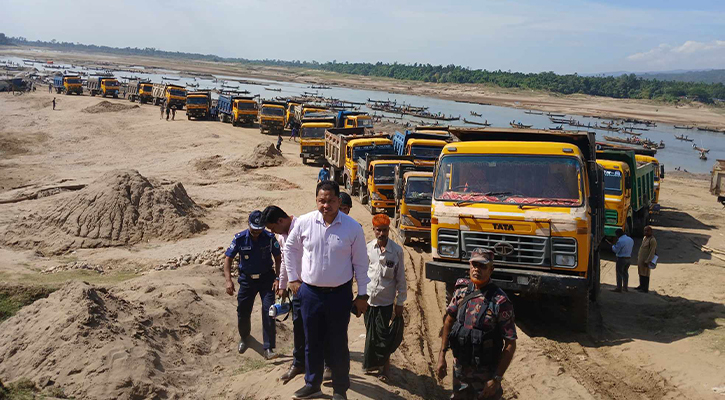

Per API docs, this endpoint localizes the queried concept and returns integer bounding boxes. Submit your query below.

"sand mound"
[3,170,207,254]
[0,270,256,399]
[82,101,140,114]
[228,142,285,169]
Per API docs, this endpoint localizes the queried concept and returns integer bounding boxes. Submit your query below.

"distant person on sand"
[48,83,52,93]
[160,102,165,119]
[277,133,283,152]
[52,97,56,110]
[166,105,171,121]
[290,122,298,142]
[636,226,657,293]
[171,106,176,121]
[318,165,330,183]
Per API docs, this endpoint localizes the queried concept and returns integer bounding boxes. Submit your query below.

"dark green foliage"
[0,33,12,46]
[7,35,725,103]
[0,286,56,322]
[639,70,725,85]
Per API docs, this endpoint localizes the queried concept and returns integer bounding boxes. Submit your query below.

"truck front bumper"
[399,226,430,240]
[425,260,588,296]
[370,200,395,209]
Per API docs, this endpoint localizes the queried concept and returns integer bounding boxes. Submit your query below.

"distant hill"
[638,69,725,84]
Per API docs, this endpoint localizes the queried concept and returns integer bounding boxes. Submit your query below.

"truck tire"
[302,158,308,165]
[329,167,337,184]
[90,92,95,97]
[403,232,413,246]
[187,115,191,120]
[359,186,368,205]
[113,94,118,99]
[345,176,356,196]
[569,294,590,333]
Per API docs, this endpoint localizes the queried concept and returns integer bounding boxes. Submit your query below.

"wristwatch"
[493,375,503,383]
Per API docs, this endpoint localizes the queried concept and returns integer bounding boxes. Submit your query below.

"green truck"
[597,148,656,237]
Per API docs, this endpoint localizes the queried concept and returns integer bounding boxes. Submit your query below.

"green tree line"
[6,35,725,104]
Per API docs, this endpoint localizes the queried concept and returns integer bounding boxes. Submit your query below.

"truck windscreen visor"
[169,89,186,97]
[435,155,583,206]
[236,102,257,110]
[410,145,443,159]
[261,108,285,116]
[187,97,208,104]
[352,144,395,161]
[301,127,326,138]
[65,79,81,84]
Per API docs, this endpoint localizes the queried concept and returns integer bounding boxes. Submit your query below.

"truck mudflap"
[425,260,588,297]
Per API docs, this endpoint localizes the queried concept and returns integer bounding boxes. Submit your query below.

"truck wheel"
[90,92,95,97]
[345,177,356,196]
[187,115,191,120]
[359,186,368,205]
[302,158,308,165]
[569,295,590,333]
[403,232,413,246]
[113,94,118,99]
[329,167,337,183]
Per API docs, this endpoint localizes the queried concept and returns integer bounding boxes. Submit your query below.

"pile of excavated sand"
[227,142,285,170]
[0,266,275,399]
[2,170,207,255]
[82,101,140,114]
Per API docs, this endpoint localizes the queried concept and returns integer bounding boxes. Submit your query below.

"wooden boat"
[674,135,694,142]
[697,126,722,132]
[415,113,460,121]
[464,118,490,126]
[510,122,532,129]
[549,125,563,131]
[674,125,694,129]
[692,144,710,153]
[162,76,180,81]
[604,135,632,144]
[550,117,573,124]
[265,87,282,92]
[547,113,566,117]
[525,110,543,115]
[470,111,482,117]
[623,126,649,132]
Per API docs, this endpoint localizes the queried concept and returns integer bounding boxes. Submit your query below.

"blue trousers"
[237,272,276,350]
[292,295,330,370]
[300,281,352,393]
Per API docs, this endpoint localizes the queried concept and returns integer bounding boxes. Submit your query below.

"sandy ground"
[3,46,725,129]
[0,89,723,400]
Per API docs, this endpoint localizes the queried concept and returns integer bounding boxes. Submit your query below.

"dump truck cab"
[300,113,336,164]
[185,91,212,120]
[218,95,258,126]
[127,80,154,104]
[406,138,447,166]
[164,84,187,110]
[394,167,434,245]
[425,128,604,332]
[101,78,120,97]
[635,154,664,209]
[356,155,415,215]
[259,101,287,134]
[335,111,374,129]
[597,159,632,236]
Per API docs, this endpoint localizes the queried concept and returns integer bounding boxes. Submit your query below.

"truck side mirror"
[660,165,665,179]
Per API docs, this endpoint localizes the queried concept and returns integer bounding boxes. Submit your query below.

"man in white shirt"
[364,213,406,382]
[284,181,370,400]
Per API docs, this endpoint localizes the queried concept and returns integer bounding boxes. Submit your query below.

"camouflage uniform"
[447,278,517,400]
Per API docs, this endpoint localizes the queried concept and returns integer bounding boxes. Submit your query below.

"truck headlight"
[371,193,382,200]
[555,254,576,267]
[439,244,458,257]
[401,215,414,226]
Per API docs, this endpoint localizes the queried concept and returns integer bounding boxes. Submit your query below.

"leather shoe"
[237,338,248,354]
[323,366,332,381]
[264,349,279,360]
[332,391,347,400]
[280,364,304,383]
[292,385,322,399]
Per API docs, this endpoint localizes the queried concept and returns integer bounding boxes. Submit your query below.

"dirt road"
[0,90,723,399]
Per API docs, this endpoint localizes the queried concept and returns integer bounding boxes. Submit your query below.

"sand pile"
[82,101,140,114]
[0,270,248,399]
[3,170,207,254]
[227,142,285,169]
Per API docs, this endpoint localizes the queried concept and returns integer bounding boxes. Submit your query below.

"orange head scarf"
[372,214,390,227]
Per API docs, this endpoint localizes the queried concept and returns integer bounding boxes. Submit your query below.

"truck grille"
[409,210,431,226]
[605,209,618,225]
[379,189,395,200]
[461,232,548,267]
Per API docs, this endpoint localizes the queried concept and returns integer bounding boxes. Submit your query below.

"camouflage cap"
[469,248,494,264]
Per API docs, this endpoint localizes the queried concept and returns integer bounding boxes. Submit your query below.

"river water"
[4,55,723,174]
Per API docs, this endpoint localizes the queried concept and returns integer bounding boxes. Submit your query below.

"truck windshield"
[434,155,583,206]
[603,169,623,196]
[104,80,119,87]
[236,102,257,110]
[141,85,153,92]
[410,145,443,160]
[302,127,326,138]
[405,177,433,205]
[187,97,208,105]
[65,78,81,84]
[356,118,373,128]
[374,165,396,184]
[352,144,395,161]
[169,89,186,97]
[261,107,285,116]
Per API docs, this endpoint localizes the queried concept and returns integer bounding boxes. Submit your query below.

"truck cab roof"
[262,100,287,107]
[443,140,585,159]
[596,159,629,172]
[406,138,447,146]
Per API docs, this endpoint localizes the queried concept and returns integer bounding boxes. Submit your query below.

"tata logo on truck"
[493,223,514,231]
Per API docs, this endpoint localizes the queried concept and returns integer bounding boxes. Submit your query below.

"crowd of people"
[222,180,518,400]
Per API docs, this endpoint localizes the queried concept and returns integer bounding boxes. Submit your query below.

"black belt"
[304,280,352,293]
[616,256,631,260]
[240,270,275,280]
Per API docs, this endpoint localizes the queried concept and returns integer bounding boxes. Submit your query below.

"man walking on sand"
[171,106,176,121]
[284,180,370,400]
[52,97,56,110]
[166,105,171,121]
[609,229,634,293]
[363,214,406,382]
[636,226,657,293]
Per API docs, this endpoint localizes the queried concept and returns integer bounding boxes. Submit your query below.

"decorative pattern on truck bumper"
[461,232,548,267]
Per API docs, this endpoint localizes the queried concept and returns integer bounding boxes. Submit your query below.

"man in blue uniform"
[224,210,283,360]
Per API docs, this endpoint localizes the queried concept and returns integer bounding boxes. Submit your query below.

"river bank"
[3,46,725,130]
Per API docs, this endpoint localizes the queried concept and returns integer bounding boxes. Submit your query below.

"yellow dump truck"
[87,76,120,98]
[324,128,395,194]
[356,155,415,215]
[597,149,655,237]
[259,100,287,134]
[185,91,213,120]
[635,154,664,211]
[299,113,336,165]
[152,83,187,109]
[425,128,605,331]
[711,159,725,206]
[126,80,154,104]
[217,95,258,126]
[334,111,374,129]
[53,75,83,95]
[393,165,434,245]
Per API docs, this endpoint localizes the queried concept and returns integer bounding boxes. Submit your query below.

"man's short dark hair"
[260,205,289,225]
[316,180,339,197]
[615,228,624,237]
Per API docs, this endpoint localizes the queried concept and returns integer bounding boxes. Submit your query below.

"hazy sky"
[2,0,724,74]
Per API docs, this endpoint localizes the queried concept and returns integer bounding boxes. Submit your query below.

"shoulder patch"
[273,241,280,249]
[454,278,471,289]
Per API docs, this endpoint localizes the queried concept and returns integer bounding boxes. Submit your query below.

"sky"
[1,0,724,74]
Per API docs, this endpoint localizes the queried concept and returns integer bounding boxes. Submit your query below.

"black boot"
[642,276,650,293]
[635,275,645,292]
